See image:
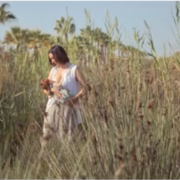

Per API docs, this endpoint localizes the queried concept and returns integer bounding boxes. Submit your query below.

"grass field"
[1,2,180,178]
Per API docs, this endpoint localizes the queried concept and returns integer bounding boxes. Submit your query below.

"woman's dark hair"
[48,45,69,65]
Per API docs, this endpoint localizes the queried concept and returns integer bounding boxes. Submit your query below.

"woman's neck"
[60,62,71,69]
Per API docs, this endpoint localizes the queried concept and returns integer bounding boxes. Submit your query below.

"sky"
[0,1,178,56]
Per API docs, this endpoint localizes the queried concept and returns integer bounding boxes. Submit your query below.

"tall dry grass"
[1,2,180,178]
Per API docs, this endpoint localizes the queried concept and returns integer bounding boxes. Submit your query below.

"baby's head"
[40,78,51,90]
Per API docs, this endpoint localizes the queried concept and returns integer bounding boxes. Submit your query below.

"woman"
[40,45,87,151]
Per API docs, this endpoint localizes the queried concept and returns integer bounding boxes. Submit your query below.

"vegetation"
[0,3,16,24]
[1,2,180,179]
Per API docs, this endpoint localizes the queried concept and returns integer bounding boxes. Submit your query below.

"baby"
[40,78,52,92]
[40,78,69,103]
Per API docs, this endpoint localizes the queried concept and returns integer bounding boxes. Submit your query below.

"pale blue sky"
[0,1,178,56]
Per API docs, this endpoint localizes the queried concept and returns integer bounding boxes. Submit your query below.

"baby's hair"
[40,78,51,90]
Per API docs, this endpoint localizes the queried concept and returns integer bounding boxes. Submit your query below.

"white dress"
[60,63,82,124]
[42,64,81,141]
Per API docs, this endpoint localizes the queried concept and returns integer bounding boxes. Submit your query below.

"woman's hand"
[51,88,62,98]
[65,97,78,107]
[53,82,61,88]
[49,80,55,85]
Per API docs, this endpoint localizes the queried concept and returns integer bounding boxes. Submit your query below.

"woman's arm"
[71,66,88,103]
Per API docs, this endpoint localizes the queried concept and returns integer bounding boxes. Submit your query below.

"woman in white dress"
[40,45,87,152]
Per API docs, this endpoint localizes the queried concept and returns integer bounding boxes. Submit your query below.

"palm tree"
[28,30,52,49]
[4,26,30,49]
[29,30,54,60]
[4,27,53,54]
[78,26,111,65]
[54,16,75,45]
[97,30,110,64]
[0,3,17,24]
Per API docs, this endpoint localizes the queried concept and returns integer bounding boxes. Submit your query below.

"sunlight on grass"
[1,1,180,179]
